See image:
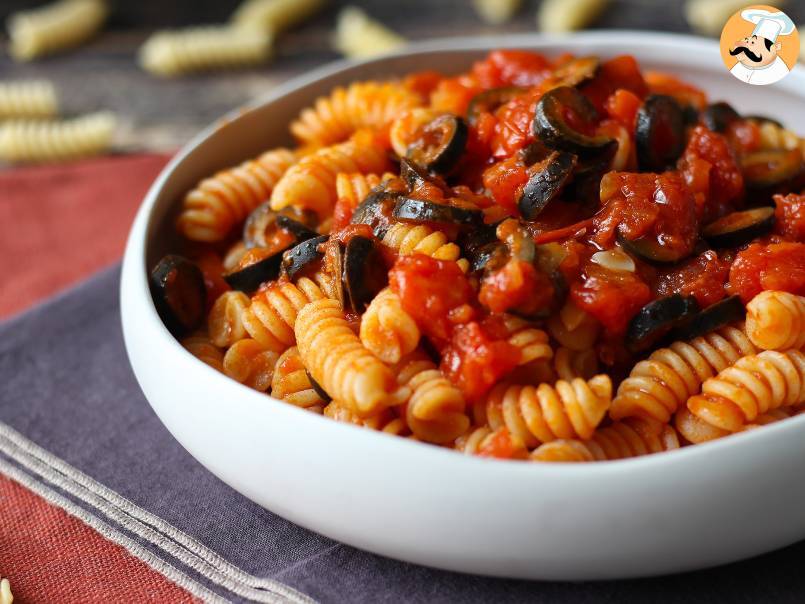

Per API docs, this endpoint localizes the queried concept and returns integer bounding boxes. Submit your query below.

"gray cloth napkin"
[1,265,803,603]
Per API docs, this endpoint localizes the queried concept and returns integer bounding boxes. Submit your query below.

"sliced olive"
[682,104,700,127]
[342,236,388,313]
[534,242,570,313]
[280,235,329,280]
[150,255,206,337]
[457,222,501,271]
[552,56,599,88]
[626,294,700,353]
[243,204,317,249]
[519,140,551,166]
[700,102,740,133]
[350,190,399,237]
[393,197,483,227]
[635,95,686,171]
[741,149,804,189]
[669,295,745,341]
[617,232,692,267]
[467,87,525,126]
[399,158,448,192]
[223,252,282,293]
[518,151,577,220]
[702,207,775,249]
[305,370,332,403]
[533,86,617,158]
[406,114,468,174]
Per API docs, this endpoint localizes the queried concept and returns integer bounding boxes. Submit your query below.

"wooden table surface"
[2,0,804,151]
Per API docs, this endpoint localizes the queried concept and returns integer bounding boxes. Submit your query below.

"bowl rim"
[122,30,805,476]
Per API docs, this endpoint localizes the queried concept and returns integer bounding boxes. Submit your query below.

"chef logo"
[720,5,799,85]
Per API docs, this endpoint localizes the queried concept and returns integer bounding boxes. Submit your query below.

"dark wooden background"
[1,0,804,151]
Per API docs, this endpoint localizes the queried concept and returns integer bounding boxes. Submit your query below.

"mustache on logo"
[730,45,763,62]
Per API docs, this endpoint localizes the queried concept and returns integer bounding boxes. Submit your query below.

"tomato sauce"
[774,193,805,241]
[654,251,730,308]
[728,242,805,302]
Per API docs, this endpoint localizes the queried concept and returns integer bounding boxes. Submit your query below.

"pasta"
[139,26,272,77]
[231,0,325,34]
[480,375,613,450]
[0,111,116,163]
[0,80,58,119]
[531,418,680,462]
[269,130,391,219]
[291,81,423,146]
[684,0,750,36]
[610,325,757,424]
[177,148,296,242]
[745,290,805,351]
[241,277,326,352]
[536,0,609,33]
[222,338,278,392]
[270,346,325,409]
[686,350,805,433]
[0,577,11,604]
[7,0,107,61]
[472,0,522,25]
[156,49,805,464]
[295,298,405,416]
[359,287,420,364]
[182,333,224,372]
[333,6,406,59]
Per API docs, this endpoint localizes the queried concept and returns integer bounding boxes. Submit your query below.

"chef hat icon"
[741,8,795,42]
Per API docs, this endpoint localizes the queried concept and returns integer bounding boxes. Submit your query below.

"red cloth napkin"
[0,154,170,320]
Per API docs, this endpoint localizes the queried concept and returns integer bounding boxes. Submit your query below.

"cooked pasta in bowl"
[121,32,805,580]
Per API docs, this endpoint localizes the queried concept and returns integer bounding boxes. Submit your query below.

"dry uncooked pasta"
[231,0,325,33]
[472,0,522,25]
[0,81,58,119]
[333,6,406,59]
[536,0,609,33]
[0,111,116,163]
[7,0,107,61]
[684,0,763,37]
[139,26,272,77]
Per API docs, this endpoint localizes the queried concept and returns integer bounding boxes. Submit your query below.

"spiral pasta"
[222,338,278,391]
[757,120,805,158]
[291,82,423,146]
[333,6,406,60]
[335,171,395,219]
[481,375,613,450]
[0,111,116,163]
[295,298,404,416]
[531,418,680,462]
[231,0,325,34]
[381,222,469,272]
[7,0,108,61]
[546,300,600,351]
[472,0,522,24]
[746,290,805,351]
[610,324,757,424]
[241,277,326,352]
[553,346,598,381]
[502,316,553,366]
[687,349,805,433]
[536,0,609,33]
[359,288,420,364]
[396,353,469,444]
[139,26,272,77]
[269,130,391,219]
[181,333,224,372]
[323,400,410,435]
[0,81,58,119]
[208,291,250,348]
[177,148,296,242]
[270,346,325,409]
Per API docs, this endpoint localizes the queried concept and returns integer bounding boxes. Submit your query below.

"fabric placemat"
[1,265,805,603]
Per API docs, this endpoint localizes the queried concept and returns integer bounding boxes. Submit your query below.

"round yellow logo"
[720,4,799,85]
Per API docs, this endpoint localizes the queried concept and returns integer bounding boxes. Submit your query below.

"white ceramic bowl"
[121,32,805,580]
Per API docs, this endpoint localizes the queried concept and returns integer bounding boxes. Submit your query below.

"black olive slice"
[393,197,484,227]
[533,86,616,158]
[519,140,551,166]
[635,95,686,171]
[457,222,501,271]
[305,370,332,403]
[518,151,577,220]
[150,255,206,337]
[223,252,283,294]
[669,295,745,341]
[350,190,400,238]
[553,56,599,88]
[702,207,775,249]
[406,114,468,174]
[617,232,692,267]
[467,87,525,125]
[342,236,388,313]
[470,241,507,273]
[700,102,740,133]
[280,235,329,280]
[626,294,700,353]
[399,158,449,192]
[243,204,317,249]
[741,149,805,189]
[275,214,319,241]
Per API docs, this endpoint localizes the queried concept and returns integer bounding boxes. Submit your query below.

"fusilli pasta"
[177,148,296,242]
[472,0,522,25]
[324,399,410,435]
[270,346,326,409]
[536,0,609,33]
[0,80,58,119]
[223,338,278,391]
[502,316,553,366]
[333,6,406,59]
[746,290,805,351]
[546,300,600,351]
[756,119,805,158]
[231,0,325,34]
[382,222,468,271]
[208,291,251,348]
[553,346,598,381]
[182,333,224,372]
[359,287,420,364]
